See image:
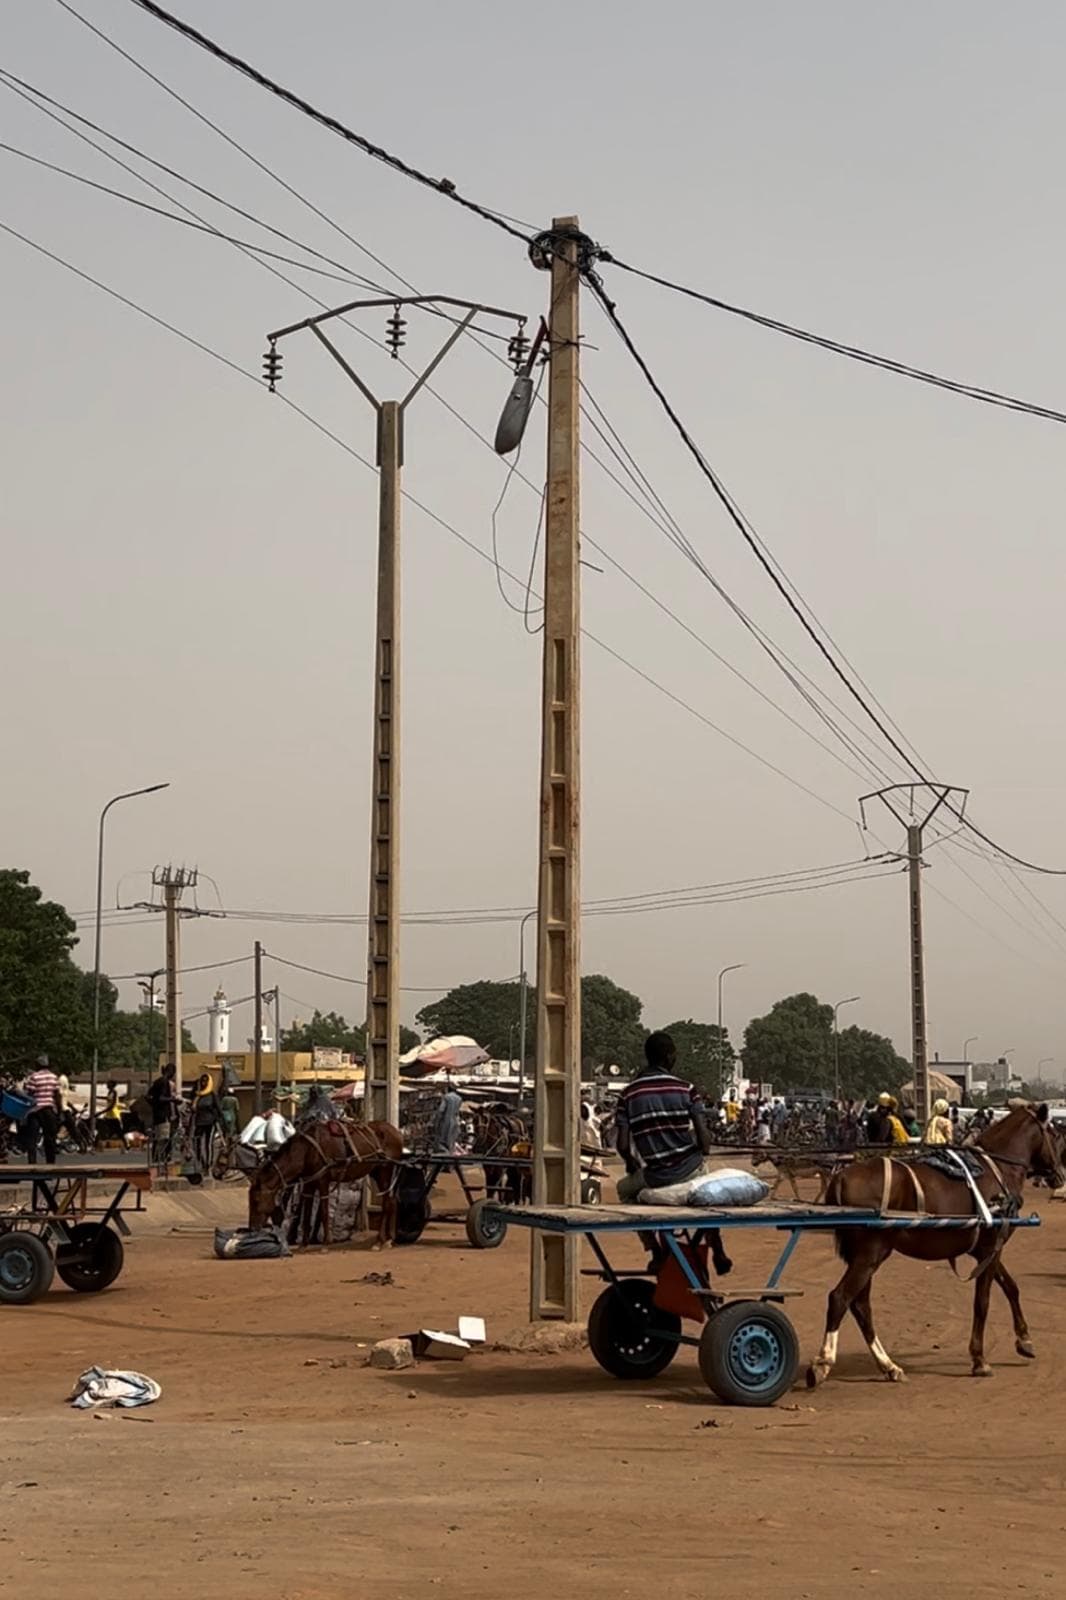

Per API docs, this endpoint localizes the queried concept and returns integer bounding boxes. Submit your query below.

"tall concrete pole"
[253,940,264,1114]
[907,823,930,1125]
[365,400,402,1129]
[531,218,583,1322]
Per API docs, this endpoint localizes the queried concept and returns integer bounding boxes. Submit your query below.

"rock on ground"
[368,1337,414,1370]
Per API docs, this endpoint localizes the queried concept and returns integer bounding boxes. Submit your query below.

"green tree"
[660,1019,734,1098]
[834,1025,908,1101]
[0,869,95,1078]
[100,1008,196,1073]
[581,974,645,1074]
[742,992,907,1098]
[280,1010,417,1056]
[742,992,834,1092]
[415,981,525,1060]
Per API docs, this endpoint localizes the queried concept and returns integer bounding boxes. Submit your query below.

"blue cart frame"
[483,1199,1041,1406]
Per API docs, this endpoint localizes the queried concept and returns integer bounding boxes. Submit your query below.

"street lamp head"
[143,783,170,795]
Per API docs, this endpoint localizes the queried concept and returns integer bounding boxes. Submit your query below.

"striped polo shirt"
[23,1068,59,1110]
[617,1069,702,1186]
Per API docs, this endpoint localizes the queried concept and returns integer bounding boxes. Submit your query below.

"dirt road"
[3,1182,1066,1599]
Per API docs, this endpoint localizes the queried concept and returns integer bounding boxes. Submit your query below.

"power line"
[0,139,374,285]
[116,0,530,242]
[0,68,390,292]
[53,0,429,290]
[597,252,1066,429]
[265,953,458,993]
[1,217,862,827]
[112,0,1066,440]
[582,264,1066,877]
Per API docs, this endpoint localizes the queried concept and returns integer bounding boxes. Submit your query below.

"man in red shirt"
[22,1054,61,1165]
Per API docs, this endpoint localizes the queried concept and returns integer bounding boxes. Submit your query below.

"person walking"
[22,1055,61,1165]
[191,1072,222,1172]
[147,1063,178,1168]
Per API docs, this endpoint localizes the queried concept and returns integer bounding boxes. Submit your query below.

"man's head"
[933,1098,949,1117]
[36,1054,50,1069]
[164,1063,176,1080]
[644,1031,676,1072]
[877,1092,894,1109]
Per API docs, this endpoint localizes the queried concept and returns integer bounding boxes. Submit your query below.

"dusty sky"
[4,0,1065,1078]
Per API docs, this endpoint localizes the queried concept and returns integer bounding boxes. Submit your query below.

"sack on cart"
[639,1166,769,1208]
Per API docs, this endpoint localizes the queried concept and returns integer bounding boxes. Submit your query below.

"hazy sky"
[5,0,1066,1077]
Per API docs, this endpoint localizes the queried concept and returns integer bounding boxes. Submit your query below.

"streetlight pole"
[717,964,745,1098]
[137,968,166,1079]
[91,783,169,1133]
[963,1036,978,1062]
[832,996,861,1102]
[518,908,536,1104]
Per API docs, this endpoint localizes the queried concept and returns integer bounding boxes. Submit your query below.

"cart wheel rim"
[727,1319,785,1390]
[614,1297,663,1360]
[0,1243,37,1291]
[477,1210,504,1242]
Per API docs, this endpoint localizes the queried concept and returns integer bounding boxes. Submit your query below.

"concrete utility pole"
[264,293,525,1129]
[529,218,588,1322]
[153,865,198,1097]
[860,785,968,1124]
[253,940,264,1114]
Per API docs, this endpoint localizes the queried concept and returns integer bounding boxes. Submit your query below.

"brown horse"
[808,1103,1063,1387]
[247,1120,404,1249]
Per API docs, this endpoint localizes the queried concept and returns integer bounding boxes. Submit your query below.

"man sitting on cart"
[615,1031,732,1273]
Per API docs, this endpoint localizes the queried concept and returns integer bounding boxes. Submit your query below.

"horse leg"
[806,1239,885,1387]
[372,1169,395,1249]
[787,1169,802,1202]
[969,1254,997,1377]
[848,1276,906,1382]
[993,1255,1035,1359]
[320,1181,332,1247]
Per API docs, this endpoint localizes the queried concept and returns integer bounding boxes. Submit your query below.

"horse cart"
[481,1198,1041,1406]
[395,1147,609,1249]
[0,1164,150,1305]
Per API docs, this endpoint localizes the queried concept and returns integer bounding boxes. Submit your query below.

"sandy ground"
[3,1176,1066,1599]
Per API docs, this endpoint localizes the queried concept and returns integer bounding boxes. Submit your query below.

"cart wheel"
[580,1179,602,1206]
[465,1199,507,1250]
[55,1224,125,1293]
[395,1196,431,1246]
[588,1279,681,1380]
[0,1230,55,1305]
[698,1300,799,1407]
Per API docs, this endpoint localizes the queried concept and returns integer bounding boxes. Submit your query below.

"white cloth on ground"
[69,1367,161,1409]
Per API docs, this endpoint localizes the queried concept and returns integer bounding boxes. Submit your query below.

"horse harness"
[258,1121,394,1205]
[877,1147,1018,1280]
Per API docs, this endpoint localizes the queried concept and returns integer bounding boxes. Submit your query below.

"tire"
[55,1224,125,1293]
[395,1197,431,1246]
[698,1300,799,1407]
[587,1279,681,1380]
[465,1199,507,1250]
[0,1230,55,1305]
[580,1179,602,1206]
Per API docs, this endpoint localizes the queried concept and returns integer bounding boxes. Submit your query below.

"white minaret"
[207,988,231,1053]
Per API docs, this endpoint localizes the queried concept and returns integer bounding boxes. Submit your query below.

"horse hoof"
[972,1363,993,1378]
[1016,1340,1036,1360]
[714,1255,734,1277]
[806,1364,828,1389]
[885,1366,906,1384]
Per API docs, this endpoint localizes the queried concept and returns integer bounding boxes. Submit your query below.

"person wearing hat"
[866,1092,910,1146]
[924,1098,954,1146]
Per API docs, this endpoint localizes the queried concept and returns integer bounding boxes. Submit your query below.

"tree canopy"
[415,973,649,1071]
[0,869,96,1076]
[742,992,907,1098]
[280,1009,418,1057]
